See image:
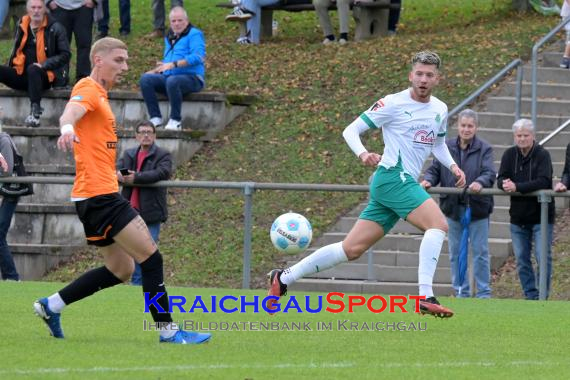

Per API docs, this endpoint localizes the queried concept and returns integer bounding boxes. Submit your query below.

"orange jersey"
[69,77,119,198]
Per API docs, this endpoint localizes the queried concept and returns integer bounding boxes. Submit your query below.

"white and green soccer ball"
[270,212,313,254]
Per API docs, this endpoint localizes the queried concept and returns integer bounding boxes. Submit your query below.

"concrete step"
[313,232,512,259]
[485,96,570,116]
[541,51,566,68]
[301,249,451,267]
[493,145,567,162]
[333,216,512,239]
[9,204,83,244]
[475,127,570,145]
[289,279,453,296]
[0,89,254,131]
[499,81,570,99]
[477,112,569,130]
[296,263,451,283]
[11,243,83,280]
[6,126,204,168]
[522,66,570,83]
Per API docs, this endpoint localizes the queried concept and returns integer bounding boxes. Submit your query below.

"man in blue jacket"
[422,109,496,298]
[139,6,205,131]
[117,121,172,285]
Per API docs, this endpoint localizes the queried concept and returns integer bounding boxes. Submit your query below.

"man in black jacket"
[117,120,172,285]
[497,118,555,300]
[422,109,496,298]
[0,0,70,127]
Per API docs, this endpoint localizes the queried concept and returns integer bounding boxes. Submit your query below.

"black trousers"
[0,64,51,105]
[50,6,93,81]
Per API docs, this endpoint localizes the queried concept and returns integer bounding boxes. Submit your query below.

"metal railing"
[531,16,570,128]
[539,118,570,146]
[448,58,523,121]
[3,176,570,300]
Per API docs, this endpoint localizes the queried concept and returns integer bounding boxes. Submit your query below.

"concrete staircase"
[289,46,570,296]
[1,89,255,279]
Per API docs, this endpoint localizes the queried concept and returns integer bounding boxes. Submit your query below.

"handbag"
[0,139,33,198]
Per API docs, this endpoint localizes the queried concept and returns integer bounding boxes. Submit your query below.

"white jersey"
[359,89,448,180]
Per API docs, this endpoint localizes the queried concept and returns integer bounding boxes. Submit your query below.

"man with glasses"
[117,121,172,285]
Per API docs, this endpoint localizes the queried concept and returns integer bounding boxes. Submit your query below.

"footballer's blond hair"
[90,37,127,65]
[411,51,441,70]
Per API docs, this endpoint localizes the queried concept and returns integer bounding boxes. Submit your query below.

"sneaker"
[418,296,454,318]
[150,117,163,128]
[95,31,108,40]
[322,37,336,45]
[236,36,252,45]
[24,114,41,128]
[146,29,164,39]
[225,7,253,21]
[33,298,64,338]
[266,269,287,315]
[160,329,211,344]
[25,103,42,128]
[164,119,182,131]
[560,56,570,69]
[338,38,348,45]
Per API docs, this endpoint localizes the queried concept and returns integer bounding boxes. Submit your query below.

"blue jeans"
[241,0,280,44]
[447,214,491,298]
[131,222,161,285]
[510,223,553,300]
[0,0,9,29]
[98,0,131,34]
[0,197,19,280]
[139,73,204,121]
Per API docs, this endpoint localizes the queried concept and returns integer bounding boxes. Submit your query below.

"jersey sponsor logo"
[435,113,441,123]
[106,141,117,149]
[370,99,385,111]
[70,95,83,101]
[412,130,436,146]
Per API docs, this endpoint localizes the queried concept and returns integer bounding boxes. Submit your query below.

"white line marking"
[0,361,563,375]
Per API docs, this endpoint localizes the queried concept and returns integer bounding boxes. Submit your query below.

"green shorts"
[359,165,430,233]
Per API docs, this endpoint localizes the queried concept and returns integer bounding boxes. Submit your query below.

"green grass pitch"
[1,281,569,379]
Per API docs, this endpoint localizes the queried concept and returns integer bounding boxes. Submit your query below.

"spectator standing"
[0,0,70,127]
[225,0,280,44]
[313,0,350,44]
[561,0,570,69]
[96,0,130,39]
[497,118,555,300]
[0,0,8,29]
[554,142,570,193]
[422,109,496,298]
[388,0,401,34]
[47,0,94,82]
[147,0,183,38]
[117,121,172,285]
[0,132,18,281]
[140,6,205,131]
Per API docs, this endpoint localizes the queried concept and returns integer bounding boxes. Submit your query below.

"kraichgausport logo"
[144,292,426,314]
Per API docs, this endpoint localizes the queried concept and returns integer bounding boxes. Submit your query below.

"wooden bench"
[217,0,400,41]
[0,0,27,40]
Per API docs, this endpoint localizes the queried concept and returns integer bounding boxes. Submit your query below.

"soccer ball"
[270,212,313,254]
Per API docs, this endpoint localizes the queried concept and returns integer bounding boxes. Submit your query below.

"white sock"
[159,322,178,339]
[418,228,446,298]
[280,242,348,286]
[47,293,66,314]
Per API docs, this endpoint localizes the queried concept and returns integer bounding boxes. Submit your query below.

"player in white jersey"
[267,51,465,318]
